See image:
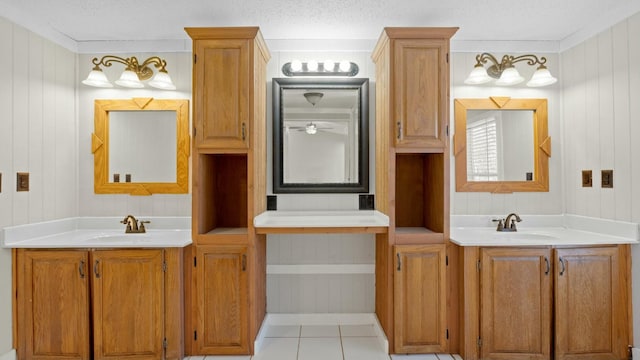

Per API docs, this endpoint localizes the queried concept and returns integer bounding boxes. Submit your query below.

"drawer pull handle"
[242,123,246,141]
[242,254,247,272]
[396,253,401,271]
[544,257,550,275]
[397,121,402,140]
[559,257,566,276]
[94,260,101,278]
[79,260,85,279]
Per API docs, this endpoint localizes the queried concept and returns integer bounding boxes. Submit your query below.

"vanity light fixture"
[464,53,557,87]
[82,55,177,90]
[282,60,359,77]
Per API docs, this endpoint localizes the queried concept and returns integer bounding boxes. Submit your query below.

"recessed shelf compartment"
[395,153,445,236]
[195,154,248,235]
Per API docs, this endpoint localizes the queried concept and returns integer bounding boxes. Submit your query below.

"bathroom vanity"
[451,216,636,360]
[4,217,191,360]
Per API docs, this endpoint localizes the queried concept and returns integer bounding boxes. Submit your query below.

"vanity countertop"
[450,214,639,247]
[254,210,389,234]
[1,217,192,248]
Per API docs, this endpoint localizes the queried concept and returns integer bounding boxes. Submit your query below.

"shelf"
[254,210,389,234]
[395,227,444,244]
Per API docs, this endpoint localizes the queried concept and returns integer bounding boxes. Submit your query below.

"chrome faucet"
[120,215,149,233]
[492,213,522,232]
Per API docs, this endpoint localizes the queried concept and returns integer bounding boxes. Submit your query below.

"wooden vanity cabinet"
[186,27,269,356]
[17,250,91,360]
[194,245,249,354]
[554,246,629,360]
[187,27,270,150]
[15,248,183,360]
[394,244,447,353]
[460,245,631,360]
[372,27,458,354]
[479,247,552,360]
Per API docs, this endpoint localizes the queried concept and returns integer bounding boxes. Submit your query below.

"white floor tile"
[184,357,206,360]
[202,357,251,360]
[436,354,454,360]
[264,324,301,338]
[298,338,343,360]
[452,355,463,360]
[301,325,340,337]
[342,337,390,360]
[390,355,439,360]
[339,324,377,337]
[252,337,299,360]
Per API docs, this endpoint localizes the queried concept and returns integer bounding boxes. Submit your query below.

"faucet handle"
[492,218,504,231]
[139,220,150,233]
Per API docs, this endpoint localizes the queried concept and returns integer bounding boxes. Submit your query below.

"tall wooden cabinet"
[15,248,182,360]
[185,27,270,356]
[371,27,458,354]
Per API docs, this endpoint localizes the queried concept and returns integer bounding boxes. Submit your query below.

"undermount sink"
[492,232,558,241]
[82,232,153,244]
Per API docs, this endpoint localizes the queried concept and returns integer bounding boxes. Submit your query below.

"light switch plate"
[581,170,592,187]
[17,172,29,192]
[601,170,613,188]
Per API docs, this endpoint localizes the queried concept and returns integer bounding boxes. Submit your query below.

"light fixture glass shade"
[148,71,177,90]
[464,65,492,85]
[290,60,303,72]
[305,123,317,135]
[82,69,113,88]
[339,60,351,72]
[307,60,319,72]
[115,69,144,88]
[495,67,524,86]
[527,67,558,87]
[323,59,334,72]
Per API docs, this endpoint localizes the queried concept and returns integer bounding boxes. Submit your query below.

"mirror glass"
[454,97,550,193]
[273,78,369,193]
[466,110,534,182]
[109,111,177,183]
[92,98,190,195]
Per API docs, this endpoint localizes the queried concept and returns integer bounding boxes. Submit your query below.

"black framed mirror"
[273,77,369,193]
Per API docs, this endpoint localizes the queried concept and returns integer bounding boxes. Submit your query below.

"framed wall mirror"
[272,78,369,193]
[453,97,551,193]
[92,97,190,195]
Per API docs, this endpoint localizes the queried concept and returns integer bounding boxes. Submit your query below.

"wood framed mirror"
[453,97,551,193]
[92,97,190,195]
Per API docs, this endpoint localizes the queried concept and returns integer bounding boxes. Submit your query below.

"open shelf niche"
[194,153,248,235]
[394,153,445,243]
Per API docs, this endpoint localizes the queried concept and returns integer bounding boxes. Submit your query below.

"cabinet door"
[20,250,91,360]
[480,248,552,360]
[193,38,250,149]
[91,249,165,360]
[394,244,446,353]
[196,245,249,354]
[555,247,628,360]
[393,39,448,149]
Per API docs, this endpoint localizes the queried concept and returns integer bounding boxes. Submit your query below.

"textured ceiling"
[1,0,639,46]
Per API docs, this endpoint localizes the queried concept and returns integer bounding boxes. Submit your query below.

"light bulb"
[307,60,319,72]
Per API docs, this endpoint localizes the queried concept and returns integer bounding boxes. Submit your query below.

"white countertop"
[2,217,192,248]
[253,210,389,233]
[450,214,639,246]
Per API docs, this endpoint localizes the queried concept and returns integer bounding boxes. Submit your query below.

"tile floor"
[184,324,463,360]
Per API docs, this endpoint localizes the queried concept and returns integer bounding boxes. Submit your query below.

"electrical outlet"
[582,170,592,187]
[267,195,277,210]
[601,170,613,188]
[17,172,29,191]
[359,194,375,210]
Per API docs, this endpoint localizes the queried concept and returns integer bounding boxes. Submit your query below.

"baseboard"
[254,313,388,354]
[0,349,16,360]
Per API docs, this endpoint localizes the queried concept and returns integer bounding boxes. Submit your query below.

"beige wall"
[0,16,77,353]
[560,11,640,346]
